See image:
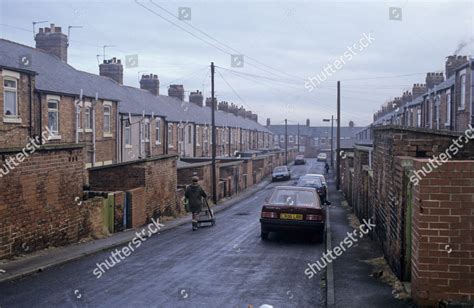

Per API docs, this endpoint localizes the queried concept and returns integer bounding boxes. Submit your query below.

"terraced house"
[347,55,474,306]
[0,24,275,260]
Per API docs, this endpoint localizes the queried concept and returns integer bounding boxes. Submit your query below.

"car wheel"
[261,230,269,240]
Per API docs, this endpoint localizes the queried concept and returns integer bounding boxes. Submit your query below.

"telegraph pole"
[331,115,334,167]
[297,123,300,153]
[336,81,341,190]
[211,62,217,204]
[285,119,288,165]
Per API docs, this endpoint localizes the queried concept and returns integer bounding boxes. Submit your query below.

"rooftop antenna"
[102,45,116,61]
[67,25,83,46]
[32,20,48,39]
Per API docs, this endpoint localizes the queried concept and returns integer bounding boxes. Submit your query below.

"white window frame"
[279,135,284,142]
[103,105,112,136]
[76,105,82,131]
[84,105,93,131]
[196,125,201,146]
[288,135,294,143]
[417,109,422,127]
[124,120,132,147]
[142,119,150,142]
[155,117,161,144]
[47,99,60,138]
[168,123,174,147]
[3,77,19,120]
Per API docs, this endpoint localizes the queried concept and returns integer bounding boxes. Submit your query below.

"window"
[289,135,294,143]
[155,118,161,144]
[168,123,173,146]
[103,105,111,133]
[279,135,284,142]
[125,120,131,146]
[143,121,150,141]
[48,100,59,134]
[3,78,18,116]
[417,109,422,127]
[459,74,466,110]
[76,106,82,129]
[85,107,92,129]
[188,125,192,144]
[196,126,201,145]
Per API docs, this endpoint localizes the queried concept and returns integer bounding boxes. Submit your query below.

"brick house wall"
[88,154,179,219]
[0,144,107,260]
[371,126,474,279]
[410,159,474,306]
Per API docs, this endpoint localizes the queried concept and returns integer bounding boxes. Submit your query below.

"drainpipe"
[28,74,33,139]
[38,92,43,145]
[120,113,123,162]
[92,92,98,167]
[75,89,83,144]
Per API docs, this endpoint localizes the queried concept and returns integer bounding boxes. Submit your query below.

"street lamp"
[323,116,337,167]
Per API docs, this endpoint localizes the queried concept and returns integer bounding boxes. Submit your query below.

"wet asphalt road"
[0,159,327,308]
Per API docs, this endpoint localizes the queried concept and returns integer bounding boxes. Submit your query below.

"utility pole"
[211,62,217,204]
[285,119,288,165]
[331,115,334,167]
[297,123,300,153]
[336,81,341,190]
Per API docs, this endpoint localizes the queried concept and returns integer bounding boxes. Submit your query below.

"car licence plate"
[280,213,303,220]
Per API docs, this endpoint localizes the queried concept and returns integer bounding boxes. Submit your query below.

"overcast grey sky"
[1,0,473,126]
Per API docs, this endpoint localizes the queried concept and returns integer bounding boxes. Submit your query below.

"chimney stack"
[237,106,246,117]
[425,72,444,90]
[218,101,230,112]
[445,55,469,79]
[266,118,271,126]
[412,83,427,99]
[35,23,68,62]
[189,90,203,107]
[306,119,310,127]
[168,84,185,101]
[401,91,412,104]
[99,57,123,84]
[140,74,160,96]
[205,97,217,110]
[251,113,258,122]
[229,103,239,116]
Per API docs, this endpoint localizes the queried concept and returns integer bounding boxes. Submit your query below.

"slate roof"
[0,39,270,133]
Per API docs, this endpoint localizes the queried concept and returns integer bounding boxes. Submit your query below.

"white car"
[317,153,327,162]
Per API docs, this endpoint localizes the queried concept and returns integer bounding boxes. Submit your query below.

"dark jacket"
[185,183,207,213]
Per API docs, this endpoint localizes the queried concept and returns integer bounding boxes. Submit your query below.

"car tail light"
[306,214,323,221]
[262,211,277,219]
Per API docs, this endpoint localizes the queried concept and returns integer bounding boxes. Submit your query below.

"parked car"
[294,155,306,165]
[296,175,328,205]
[304,174,331,204]
[317,153,327,162]
[260,186,325,241]
[272,166,291,182]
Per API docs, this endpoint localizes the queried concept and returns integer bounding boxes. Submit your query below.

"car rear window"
[269,189,318,207]
[298,177,322,187]
[274,167,286,173]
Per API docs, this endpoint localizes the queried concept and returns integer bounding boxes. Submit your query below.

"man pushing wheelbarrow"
[184,176,214,231]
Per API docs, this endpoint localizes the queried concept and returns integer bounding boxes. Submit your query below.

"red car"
[260,186,325,242]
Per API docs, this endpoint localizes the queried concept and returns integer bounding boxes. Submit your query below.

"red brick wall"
[88,154,179,219]
[371,126,474,279]
[128,187,146,228]
[0,144,101,260]
[411,159,474,306]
